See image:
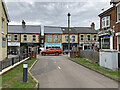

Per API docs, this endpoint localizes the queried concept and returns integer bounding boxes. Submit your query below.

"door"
[118,53,120,68]
[119,44,120,51]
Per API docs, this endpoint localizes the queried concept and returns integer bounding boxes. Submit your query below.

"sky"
[5,0,112,30]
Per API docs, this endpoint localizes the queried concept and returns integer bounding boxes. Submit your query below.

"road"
[31,55,118,88]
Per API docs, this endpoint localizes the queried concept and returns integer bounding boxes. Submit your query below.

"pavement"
[31,55,118,88]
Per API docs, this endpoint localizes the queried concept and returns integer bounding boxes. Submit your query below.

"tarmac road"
[31,55,118,88]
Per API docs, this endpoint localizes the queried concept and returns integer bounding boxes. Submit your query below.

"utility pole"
[68,13,71,54]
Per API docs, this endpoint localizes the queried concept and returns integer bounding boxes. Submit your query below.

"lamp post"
[68,13,71,54]
[23,61,28,82]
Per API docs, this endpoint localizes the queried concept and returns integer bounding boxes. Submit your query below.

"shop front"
[62,43,77,51]
[8,42,20,55]
[44,43,62,50]
[98,28,114,50]
[79,42,99,50]
[116,32,120,51]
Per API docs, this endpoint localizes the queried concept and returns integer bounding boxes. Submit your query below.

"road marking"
[58,66,61,70]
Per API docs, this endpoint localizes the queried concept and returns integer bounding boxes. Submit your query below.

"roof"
[8,25,41,34]
[44,26,63,34]
[98,6,115,17]
[74,27,98,34]
[61,27,77,34]
[2,0,10,22]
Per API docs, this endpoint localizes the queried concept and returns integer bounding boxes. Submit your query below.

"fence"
[80,50,99,63]
[0,54,29,71]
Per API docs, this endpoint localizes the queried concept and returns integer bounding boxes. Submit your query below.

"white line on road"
[58,66,61,70]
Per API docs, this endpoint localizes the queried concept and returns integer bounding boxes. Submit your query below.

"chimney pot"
[22,20,26,28]
[91,22,95,30]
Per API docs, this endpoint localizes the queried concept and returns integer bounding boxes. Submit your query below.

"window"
[14,35,18,41]
[8,35,11,41]
[41,40,44,43]
[80,35,84,41]
[32,35,36,41]
[94,35,97,41]
[72,36,75,42]
[87,35,91,41]
[102,16,110,28]
[23,35,27,41]
[55,35,58,42]
[65,36,68,42]
[117,4,120,22]
[2,20,4,33]
[48,35,52,42]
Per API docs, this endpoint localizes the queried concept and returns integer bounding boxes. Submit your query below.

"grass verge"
[2,58,37,88]
[72,58,120,80]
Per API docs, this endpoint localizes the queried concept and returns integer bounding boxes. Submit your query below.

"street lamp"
[67,13,71,55]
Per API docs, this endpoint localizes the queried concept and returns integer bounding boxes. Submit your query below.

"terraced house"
[0,0,10,61]
[8,20,41,55]
[44,26,62,50]
[98,0,120,51]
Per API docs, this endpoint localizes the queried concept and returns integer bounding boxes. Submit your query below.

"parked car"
[41,48,62,56]
[63,50,71,54]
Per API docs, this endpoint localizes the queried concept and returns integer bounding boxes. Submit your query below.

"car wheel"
[55,52,59,56]
[42,53,46,56]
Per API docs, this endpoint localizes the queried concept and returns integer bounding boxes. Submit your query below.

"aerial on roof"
[44,26,63,34]
[8,25,41,34]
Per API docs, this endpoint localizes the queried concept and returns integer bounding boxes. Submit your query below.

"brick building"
[98,0,120,51]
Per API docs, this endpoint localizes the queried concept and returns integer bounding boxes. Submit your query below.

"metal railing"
[0,54,29,71]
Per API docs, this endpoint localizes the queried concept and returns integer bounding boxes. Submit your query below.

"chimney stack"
[22,20,26,28]
[91,22,95,30]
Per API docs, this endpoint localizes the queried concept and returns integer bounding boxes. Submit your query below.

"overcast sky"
[5,0,112,30]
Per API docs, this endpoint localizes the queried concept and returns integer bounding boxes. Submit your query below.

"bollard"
[12,58,14,66]
[0,61,2,72]
[23,61,28,82]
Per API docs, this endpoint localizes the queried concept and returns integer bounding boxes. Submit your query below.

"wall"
[45,34,62,43]
[21,34,40,43]
[62,34,78,43]
[0,1,8,61]
[8,34,21,42]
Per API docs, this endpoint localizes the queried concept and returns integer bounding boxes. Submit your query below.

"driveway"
[31,55,118,88]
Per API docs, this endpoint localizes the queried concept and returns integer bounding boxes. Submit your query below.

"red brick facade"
[99,3,120,50]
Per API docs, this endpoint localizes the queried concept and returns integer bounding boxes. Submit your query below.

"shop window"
[80,35,84,41]
[23,35,27,41]
[8,35,11,41]
[14,35,18,41]
[33,35,36,41]
[102,38,110,49]
[48,35,52,42]
[117,4,120,22]
[55,35,58,42]
[87,35,91,41]
[65,36,68,42]
[72,36,75,42]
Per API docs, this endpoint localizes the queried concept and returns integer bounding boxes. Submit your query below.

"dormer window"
[102,16,110,28]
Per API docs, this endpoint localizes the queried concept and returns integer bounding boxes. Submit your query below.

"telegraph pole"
[68,13,71,54]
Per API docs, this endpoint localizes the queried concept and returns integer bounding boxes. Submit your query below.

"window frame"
[23,35,27,41]
[1,20,4,34]
[102,16,110,28]
[72,36,75,42]
[48,35,52,42]
[14,35,18,41]
[65,36,68,42]
[117,4,120,22]
[8,35,11,41]
[94,35,97,41]
[80,35,84,41]
[87,35,91,41]
[32,35,36,41]
[55,35,59,42]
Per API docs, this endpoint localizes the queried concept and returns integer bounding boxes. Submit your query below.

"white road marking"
[58,66,61,69]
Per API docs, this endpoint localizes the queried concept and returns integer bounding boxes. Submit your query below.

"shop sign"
[101,35,110,39]
[98,29,113,36]
[8,42,20,46]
